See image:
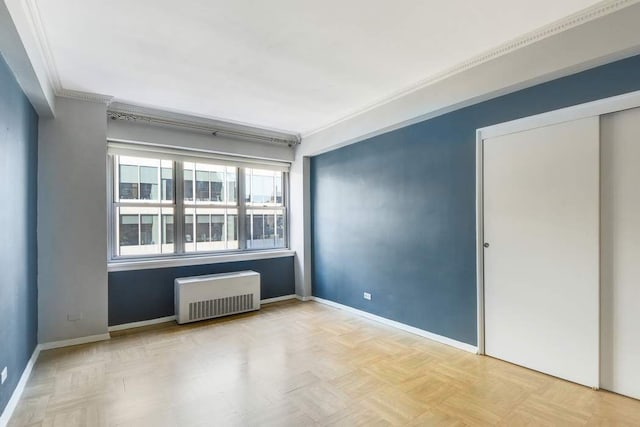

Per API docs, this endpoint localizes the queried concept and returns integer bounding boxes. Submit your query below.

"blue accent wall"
[0,55,38,414]
[108,256,295,326]
[311,54,640,346]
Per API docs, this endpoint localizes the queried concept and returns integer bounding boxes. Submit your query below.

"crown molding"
[22,0,62,93]
[57,88,114,104]
[20,0,112,106]
[301,0,640,137]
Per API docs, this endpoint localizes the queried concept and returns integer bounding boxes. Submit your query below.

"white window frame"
[107,142,291,266]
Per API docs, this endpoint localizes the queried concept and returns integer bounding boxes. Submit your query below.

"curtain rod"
[107,111,301,147]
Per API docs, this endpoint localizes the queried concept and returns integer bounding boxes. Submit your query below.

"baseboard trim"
[108,316,177,332]
[108,295,298,332]
[311,297,478,354]
[261,294,297,304]
[0,345,41,427]
[39,333,111,351]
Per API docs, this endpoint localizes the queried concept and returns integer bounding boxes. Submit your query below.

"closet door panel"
[601,108,640,400]
[483,117,600,387]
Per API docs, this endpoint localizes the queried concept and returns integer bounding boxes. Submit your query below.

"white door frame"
[476,89,640,356]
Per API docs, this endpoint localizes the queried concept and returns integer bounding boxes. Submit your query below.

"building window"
[245,169,286,249]
[162,215,174,244]
[110,152,288,259]
[119,215,139,246]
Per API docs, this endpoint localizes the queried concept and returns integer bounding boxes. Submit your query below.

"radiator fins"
[188,293,254,321]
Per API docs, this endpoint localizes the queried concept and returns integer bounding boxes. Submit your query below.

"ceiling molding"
[0,0,54,116]
[22,0,62,93]
[301,0,640,137]
[57,88,114,104]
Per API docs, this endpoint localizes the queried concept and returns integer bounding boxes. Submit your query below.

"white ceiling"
[36,0,603,134]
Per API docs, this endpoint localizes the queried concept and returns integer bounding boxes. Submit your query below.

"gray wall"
[0,55,38,416]
[38,97,109,342]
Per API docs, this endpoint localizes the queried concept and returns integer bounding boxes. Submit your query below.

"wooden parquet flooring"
[8,300,640,426]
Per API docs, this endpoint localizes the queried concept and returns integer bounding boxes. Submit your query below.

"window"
[245,169,286,249]
[110,151,288,259]
[183,162,239,253]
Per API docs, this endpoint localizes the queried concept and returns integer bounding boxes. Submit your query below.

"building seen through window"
[112,155,287,258]
[245,169,285,249]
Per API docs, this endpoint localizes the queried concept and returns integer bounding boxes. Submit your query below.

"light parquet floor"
[9,300,640,426]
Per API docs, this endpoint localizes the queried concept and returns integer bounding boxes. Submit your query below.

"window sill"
[107,249,295,272]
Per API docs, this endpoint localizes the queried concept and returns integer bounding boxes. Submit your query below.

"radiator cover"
[174,271,261,324]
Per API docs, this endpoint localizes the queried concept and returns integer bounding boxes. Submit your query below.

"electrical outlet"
[1,366,7,384]
[363,292,372,301]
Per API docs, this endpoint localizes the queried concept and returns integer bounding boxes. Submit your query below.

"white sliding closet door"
[483,117,600,387]
[601,108,640,399]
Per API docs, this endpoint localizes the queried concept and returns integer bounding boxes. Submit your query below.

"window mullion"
[284,171,290,249]
[137,164,141,199]
[108,155,116,259]
[175,161,185,254]
[156,163,161,202]
[238,167,247,250]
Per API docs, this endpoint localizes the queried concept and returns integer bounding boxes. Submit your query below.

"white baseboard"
[38,333,111,351]
[311,297,478,354]
[0,345,40,427]
[261,294,296,304]
[108,316,177,332]
[108,295,298,332]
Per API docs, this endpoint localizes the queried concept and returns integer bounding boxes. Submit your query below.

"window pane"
[275,174,283,204]
[140,166,158,200]
[162,215,174,244]
[211,215,224,241]
[245,169,282,206]
[184,208,237,252]
[245,209,285,249]
[253,174,273,204]
[161,167,173,201]
[119,165,138,199]
[184,214,194,243]
[211,172,223,202]
[252,214,264,240]
[117,156,173,204]
[196,214,210,242]
[119,215,139,246]
[196,170,209,201]
[140,214,158,245]
[184,168,194,201]
[227,214,237,241]
[116,207,173,256]
[276,213,285,247]
[245,172,251,203]
[227,169,237,204]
